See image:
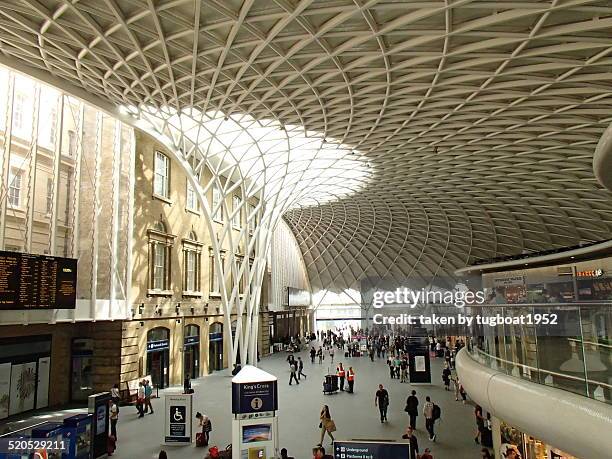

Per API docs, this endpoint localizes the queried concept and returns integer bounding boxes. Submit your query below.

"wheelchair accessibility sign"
[164,393,193,444]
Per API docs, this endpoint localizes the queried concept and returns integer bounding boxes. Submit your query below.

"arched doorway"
[209,322,223,372]
[147,327,170,389]
[183,324,200,379]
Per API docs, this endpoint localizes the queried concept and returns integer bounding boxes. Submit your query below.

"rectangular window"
[212,184,224,221]
[153,244,166,290]
[186,180,198,211]
[185,251,198,292]
[8,168,22,208]
[154,151,169,198]
[46,178,53,214]
[12,93,25,133]
[47,107,57,147]
[67,130,78,157]
[210,256,219,293]
[248,203,257,234]
[233,195,242,229]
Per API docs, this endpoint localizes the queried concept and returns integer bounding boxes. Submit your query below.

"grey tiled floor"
[3,345,484,458]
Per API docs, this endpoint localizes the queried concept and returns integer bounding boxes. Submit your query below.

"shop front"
[0,335,51,419]
[209,322,224,372]
[70,338,94,401]
[146,327,170,389]
[500,421,578,459]
[183,324,200,380]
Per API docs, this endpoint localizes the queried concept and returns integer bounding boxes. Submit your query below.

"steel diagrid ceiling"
[2,1,612,294]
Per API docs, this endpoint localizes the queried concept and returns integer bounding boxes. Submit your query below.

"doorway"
[183,324,200,379]
[208,322,223,372]
[146,327,170,389]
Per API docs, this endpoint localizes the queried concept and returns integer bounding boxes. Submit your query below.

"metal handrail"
[0,421,49,437]
[471,347,612,390]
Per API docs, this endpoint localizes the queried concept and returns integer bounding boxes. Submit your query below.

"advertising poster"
[415,355,426,372]
[9,362,36,416]
[96,405,107,434]
[36,357,50,409]
[0,363,11,419]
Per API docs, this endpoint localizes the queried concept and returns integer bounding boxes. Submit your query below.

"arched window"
[185,324,199,337]
[147,221,174,294]
[147,327,169,342]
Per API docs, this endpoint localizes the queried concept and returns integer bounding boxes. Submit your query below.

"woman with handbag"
[318,404,336,445]
[195,412,212,446]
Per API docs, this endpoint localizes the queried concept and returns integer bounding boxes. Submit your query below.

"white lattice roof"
[2,0,612,292]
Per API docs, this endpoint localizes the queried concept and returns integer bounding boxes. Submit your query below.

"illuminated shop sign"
[576,269,603,278]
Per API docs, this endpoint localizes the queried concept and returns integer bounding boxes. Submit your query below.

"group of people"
[335,363,356,392]
[287,354,307,384]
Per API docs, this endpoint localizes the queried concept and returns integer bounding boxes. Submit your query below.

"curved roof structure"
[2,0,612,293]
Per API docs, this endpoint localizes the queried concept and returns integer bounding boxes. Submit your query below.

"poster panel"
[0,363,11,419]
[9,362,36,416]
[36,356,50,409]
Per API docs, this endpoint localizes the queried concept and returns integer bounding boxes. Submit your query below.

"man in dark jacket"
[402,426,419,459]
[405,390,419,429]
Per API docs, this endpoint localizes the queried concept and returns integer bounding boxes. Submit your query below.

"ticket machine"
[62,414,93,459]
[231,366,279,459]
[30,422,65,459]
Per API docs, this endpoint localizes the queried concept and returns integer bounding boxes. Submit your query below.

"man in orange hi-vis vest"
[336,363,346,391]
[347,367,355,393]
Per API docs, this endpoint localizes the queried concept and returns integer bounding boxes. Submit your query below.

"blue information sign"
[334,441,410,459]
[232,380,278,414]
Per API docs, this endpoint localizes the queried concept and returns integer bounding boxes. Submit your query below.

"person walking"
[110,383,121,413]
[317,347,324,364]
[109,399,118,439]
[329,347,334,363]
[423,396,436,441]
[401,426,419,459]
[375,384,390,423]
[405,390,419,430]
[442,364,451,391]
[337,363,345,391]
[280,447,295,459]
[298,357,307,380]
[318,405,336,445]
[459,382,467,403]
[289,360,299,385]
[158,451,168,459]
[136,381,145,418]
[400,359,408,383]
[346,367,355,393]
[144,379,154,414]
[452,376,461,401]
[310,346,316,363]
[474,404,485,444]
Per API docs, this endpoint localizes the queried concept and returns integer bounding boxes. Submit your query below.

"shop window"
[183,230,202,295]
[8,168,22,208]
[148,221,174,295]
[212,183,224,221]
[71,338,94,401]
[154,151,170,198]
[232,195,242,229]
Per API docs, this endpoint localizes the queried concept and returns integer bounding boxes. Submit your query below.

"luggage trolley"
[322,374,339,394]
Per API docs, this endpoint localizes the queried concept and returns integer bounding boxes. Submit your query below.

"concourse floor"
[112,346,481,459]
[2,345,483,459]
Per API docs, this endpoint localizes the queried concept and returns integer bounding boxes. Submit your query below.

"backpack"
[432,404,441,420]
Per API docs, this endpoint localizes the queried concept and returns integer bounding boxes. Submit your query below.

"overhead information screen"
[0,250,77,310]
[334,441,410,459]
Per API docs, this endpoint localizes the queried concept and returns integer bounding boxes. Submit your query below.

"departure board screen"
[0,250,77,310]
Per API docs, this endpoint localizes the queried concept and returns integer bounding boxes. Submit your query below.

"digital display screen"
[242,424,271,443]
[0,250,77,310]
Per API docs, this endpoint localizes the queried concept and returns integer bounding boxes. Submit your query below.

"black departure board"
[0,250,77,310]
